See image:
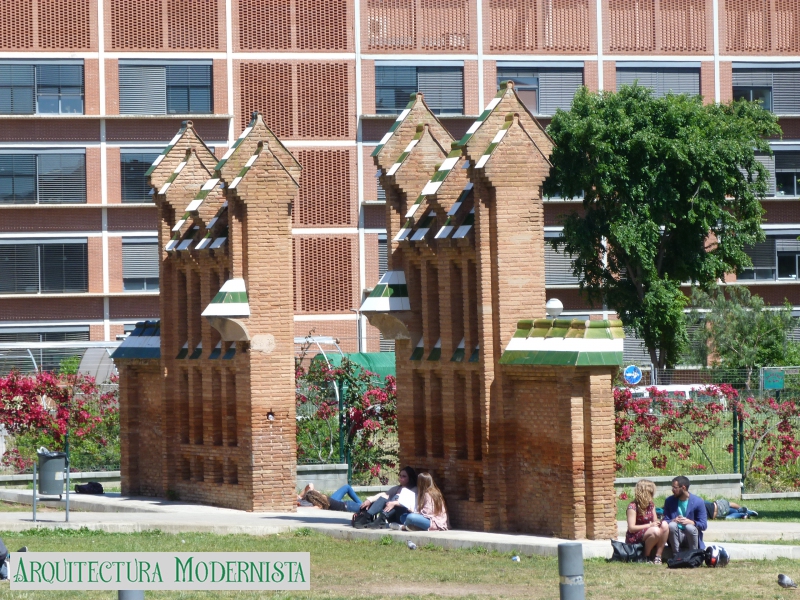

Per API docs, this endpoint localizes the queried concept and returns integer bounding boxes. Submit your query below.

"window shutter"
[744,238,776,268]
[41,243,87,293]
[0,65,34,114]
[537,69,583,116]
[37,154,86,204]
[0,245,38,293]
[776,152,800,171]
[776,238,800,252]
[623,327,652,365]
[617,69,659,92]
[0,155,36,204]
[119,66,167,115]
[544,243,580,285]
[772,71,800,115]
[754,153,776,196]
[658,69,700,96]
[122,240,159,279]
[376,181,386,202]
[732,70,772,87]
[378,234,388,278]
[379,333,395,353]
[418,67,463,115]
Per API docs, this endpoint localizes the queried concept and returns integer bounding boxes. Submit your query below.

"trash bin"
[37,449,66,496]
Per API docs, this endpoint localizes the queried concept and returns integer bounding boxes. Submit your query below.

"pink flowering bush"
[0,370,119,472]
[296,358,397,485]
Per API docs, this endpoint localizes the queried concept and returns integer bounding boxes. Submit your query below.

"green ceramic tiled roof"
[500,319,626,367]
[372,96,417,158]
[386,125,425,177]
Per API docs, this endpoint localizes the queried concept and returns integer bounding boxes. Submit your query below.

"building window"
[378,233,388,279]
[375,65,463,115]
[119,62,212,115]
[733,67,800,115]
[616,66,700,98]
[0,63,84,115]
[0,153,86,205]
[121,151,161,203]
[122,238,159,292]
[738,236,800,281]
[544,234,581,285]
[776,152,800,198]
[0,240,88,294]
[496,66,583,116]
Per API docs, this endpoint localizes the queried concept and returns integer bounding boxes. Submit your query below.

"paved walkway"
[0,489,798,561]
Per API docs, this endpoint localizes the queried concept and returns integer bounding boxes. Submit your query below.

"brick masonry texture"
[367,86,617,539]
[116,117,300,512]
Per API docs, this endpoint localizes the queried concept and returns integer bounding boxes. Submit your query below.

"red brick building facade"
[0,1,797,363]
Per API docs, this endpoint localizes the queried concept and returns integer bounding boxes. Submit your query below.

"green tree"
[688,286,799,389]
[544,85,781,368]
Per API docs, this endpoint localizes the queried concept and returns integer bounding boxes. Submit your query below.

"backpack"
[667,548,706,569]
[352,508,374,529]
[705,545,730,567]
[75,481,104,495]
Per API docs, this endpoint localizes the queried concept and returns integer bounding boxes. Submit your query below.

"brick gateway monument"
[361,83,622,539]
[113,115,300,511]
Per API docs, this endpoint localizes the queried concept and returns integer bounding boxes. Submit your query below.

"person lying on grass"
[705,498,758,520]
[302,485,364,513]
[626,479,669,564]
[390,472,449,532]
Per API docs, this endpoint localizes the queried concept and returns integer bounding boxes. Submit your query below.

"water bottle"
[512,555,521,562]
[407,540,417,550]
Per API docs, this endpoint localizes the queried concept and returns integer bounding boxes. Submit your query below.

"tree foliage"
[688,286,800,388]
[544,85,781,367]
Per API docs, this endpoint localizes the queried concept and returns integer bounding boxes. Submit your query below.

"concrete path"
[0,489,798,561]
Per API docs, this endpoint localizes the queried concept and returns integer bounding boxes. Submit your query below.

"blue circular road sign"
[623,365,643,386]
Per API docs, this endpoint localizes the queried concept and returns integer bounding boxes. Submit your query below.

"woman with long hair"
[400,472,448,531]
[626,479,669,564]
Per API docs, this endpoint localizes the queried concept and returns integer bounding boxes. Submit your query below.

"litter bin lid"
[37,450,67,458]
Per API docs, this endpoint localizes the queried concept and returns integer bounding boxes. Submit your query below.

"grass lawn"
[0,528,798,599]
[616,496,800,521]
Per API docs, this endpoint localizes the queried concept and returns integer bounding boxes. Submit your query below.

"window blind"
[776,152,800,171]
[378,234,388,279]
[41,243,88,293]
[165,65,212,114]
[417,67,463,115]
[122,240,159,279]
[119,66,168,115]
[0,245,39,293]
[623,327,652,365]
[121,152,160,203]
[0,65,34,114]
[0,155,36,204]
[754,153,776,196]
[37,154,86,204]
[616,68,700,98]
[772,71,800,115]
[544,243,580,285]
[744,238,776,269]
[538,70,583,115]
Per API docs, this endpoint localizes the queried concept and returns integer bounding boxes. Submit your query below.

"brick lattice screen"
[295,149,353,227]
[236,0,349,50]
[776,0,800,52]
[488,0,590,52]
[608,0,656,51]
[723,0,770,52]
[39,0,92,50]
[0,0,94,50]
[237,61,352,138]
[295,237,355,313]
[608,0,708,52]
[167,0,219,49]
[109,0,220,50]
[109,0,163,50]
[366,0,472,51]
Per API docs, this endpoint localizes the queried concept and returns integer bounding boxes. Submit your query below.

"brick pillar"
[583,369,618,539]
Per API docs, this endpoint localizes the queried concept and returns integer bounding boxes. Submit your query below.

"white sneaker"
[389,522,402,531]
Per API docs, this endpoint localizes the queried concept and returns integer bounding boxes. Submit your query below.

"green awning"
[312,352,396,380]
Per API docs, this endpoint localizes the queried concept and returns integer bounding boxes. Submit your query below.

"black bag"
[609,540,646,563]
[667,548,706,569]
[75,481,104,495]
[352,508,373,529]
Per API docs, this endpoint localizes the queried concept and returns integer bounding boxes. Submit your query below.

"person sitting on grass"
[663,475,707,553]
[625,479,669,564]
[391,472,448,532]
[705,498,758,520]
[360,466,418,526]
[302,484,364,513]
